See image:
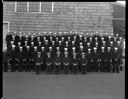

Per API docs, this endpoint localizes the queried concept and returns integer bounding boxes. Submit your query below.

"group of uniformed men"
[3,31,124,74]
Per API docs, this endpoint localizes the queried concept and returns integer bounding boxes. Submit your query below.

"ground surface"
[3,70,125,99]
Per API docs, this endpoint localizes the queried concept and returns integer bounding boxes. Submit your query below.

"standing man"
[112,47,120,73]
[45,52,53,73]
[10,45,16,72]
[80,52,88,74]
[63,52,70,74]
[71,52,79,74]
[92,47,99,72]
[87,48,93,72]
[35,52,42,74]
[106,47,112,72]
[18,47,24,72]
[54,51,62,74]
[3,47,9,72]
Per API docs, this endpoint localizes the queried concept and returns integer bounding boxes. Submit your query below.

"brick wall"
[3,2,114,34]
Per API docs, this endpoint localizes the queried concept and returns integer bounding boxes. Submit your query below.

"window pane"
[29,2,40,12]
[41,2,52,12]
[17,2,27,12]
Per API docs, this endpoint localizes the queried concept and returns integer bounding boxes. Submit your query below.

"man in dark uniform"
[65,41,69,48]
[49,37,52,46]
[61,36,65,42]
[87,42,91,49]
[106,47,112,72]
[71,52,79,74]
[89,36,92,43]
[31,41,35,48]
[32,46,37,71]
[49,47,55,59]
[12,35,16,46]
[24,46,31,72]
[19,35,24,46]
[29,45,35,71]
[6,32,13,49]
[10,40,14,47]
[14,45,20,71]
[87,48,93,72]
[92,47,99,72]
[101,37,105,42]
[18,47,24,72]
[25,35,29,42]
[72,41,76,47]
[3,47,9,72]
[80,52,88,74]
[9,45,16,72]
[37,41,42,52]
[78,35,83,42]
[102,41,106,47]
[41,46,46,71]
[78,45,84,70]
[54,51,62,74]
[18,42,21,48]
[59,41,63,52]
[72,47,76,53]
[68,36,71,42]
[117,41,123,70]
[100,47,106,72]
[112,47,120,73]
[44,40,49,53]
[86,35,90,42]
[28,33,31,46]
[51,41,56,53]
[63,52,70,74]
[108,35,112,42]
[15,33,20,45]
[35,52,43,74]
[50,36,53,42]
[45,52,53,73]
[31,35,34,42]
[37,36,40,42]
[110,41,114,47]
[34,36,38,46]
[24,40,28,47]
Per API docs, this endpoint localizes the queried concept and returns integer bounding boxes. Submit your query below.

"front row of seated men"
[3,44,123,74]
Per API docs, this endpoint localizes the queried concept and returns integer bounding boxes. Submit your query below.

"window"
[41,2,52,12]
[29,2,40,12]
[16,2,27,12]
[15,2,53,13]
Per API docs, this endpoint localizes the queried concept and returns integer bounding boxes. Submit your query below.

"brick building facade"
[3,2,114,34]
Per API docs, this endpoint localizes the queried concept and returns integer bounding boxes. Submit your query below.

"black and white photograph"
[3,1,125,99]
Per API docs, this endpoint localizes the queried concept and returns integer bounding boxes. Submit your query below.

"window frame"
[28,2,40,13]
[15,2,54,13]
[41,2,53,13]
[15,2,28,13]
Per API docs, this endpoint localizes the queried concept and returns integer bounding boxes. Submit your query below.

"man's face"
[57,53,60,57]
[110,42,113,46]
[48,54,50,58]
[88,50,90,53]
[20,49,22,52]
[108,48,110,52]
[12,47,15,50]
[82,55,85,58]
[4,49,7,52]
[38,54,41,57]
[35,48,37,51]
[102,49,104,52]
